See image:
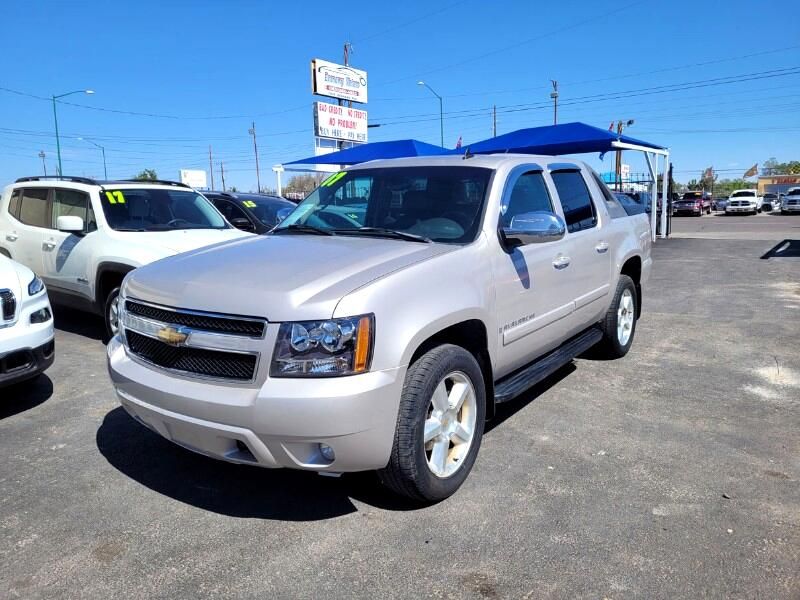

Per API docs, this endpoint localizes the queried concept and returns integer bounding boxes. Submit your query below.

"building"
[758,174,800,195]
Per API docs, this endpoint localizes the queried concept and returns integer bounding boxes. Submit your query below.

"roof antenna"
[462,146,473,160]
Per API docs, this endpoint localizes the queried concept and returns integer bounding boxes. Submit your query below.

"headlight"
[28,275,45,296]
[270,314,373,377]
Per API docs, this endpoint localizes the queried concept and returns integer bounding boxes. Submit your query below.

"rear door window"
[551,171,597,233]
[18,188,51,228]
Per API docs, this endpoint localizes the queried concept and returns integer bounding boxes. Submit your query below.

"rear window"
[18,188,50,228]
[7,189,22,218]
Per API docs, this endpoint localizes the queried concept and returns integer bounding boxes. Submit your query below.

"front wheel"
[104,287,121,340]
[379,344,486,502]
[597,274,637,359]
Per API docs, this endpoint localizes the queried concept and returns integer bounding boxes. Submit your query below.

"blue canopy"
[287,139,448,166]
[449,122,665,156]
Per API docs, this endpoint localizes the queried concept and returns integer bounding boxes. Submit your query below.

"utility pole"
[337,41,354,152]
[614,119,635,191]
[492,105,497,137]
[248,122,261,192]
[550,80,559,125]
[208,145,215,190]
[220,161,226,192]
[39,151,47,175]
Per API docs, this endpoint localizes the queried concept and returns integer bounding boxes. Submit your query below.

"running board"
[494,327,603,403]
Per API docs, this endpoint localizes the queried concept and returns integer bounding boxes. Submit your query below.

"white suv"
[0,255,54,387]
[725,189,762,215]
[781,187,800,214]
[0,177,251,337]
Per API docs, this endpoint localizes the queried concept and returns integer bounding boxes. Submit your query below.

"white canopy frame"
[611,141,670,242]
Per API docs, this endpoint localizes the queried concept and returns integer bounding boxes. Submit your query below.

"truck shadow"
[0,375,53,419]
[95,364,577,520]
[53,306,105,341]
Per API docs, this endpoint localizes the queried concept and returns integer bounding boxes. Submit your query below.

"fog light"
[319,443,335,462]
[30,307,51,324]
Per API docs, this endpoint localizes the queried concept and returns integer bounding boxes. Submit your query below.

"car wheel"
[104,287,121,340]
[379,344,486,502]
[597,274,637,359]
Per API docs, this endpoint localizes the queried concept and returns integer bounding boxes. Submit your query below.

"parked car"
[0,176,251,337]
[0,255,54,387]
[108,154,652,501]
[204,191,296,234]
[712,196,728,211]
[725,189,763,215]
[613,192,649,216]
[762,193,779,212]
[782,187,800,214]
[674,191,712,216]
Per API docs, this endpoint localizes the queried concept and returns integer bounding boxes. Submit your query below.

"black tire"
[104,287,121,341]
[596,274,638,359]
[379,344,486,502]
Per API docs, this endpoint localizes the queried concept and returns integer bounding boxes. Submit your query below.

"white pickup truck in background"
[108,154,652,501]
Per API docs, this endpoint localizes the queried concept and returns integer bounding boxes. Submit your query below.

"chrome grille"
[125,300,265,337]
[1,290,16,321]
[126,330,257,381]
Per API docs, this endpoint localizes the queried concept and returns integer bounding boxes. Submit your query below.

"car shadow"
[96,406,424,521]
[760,239,800,259]
[0,375,53,419]
[53,306,105,341]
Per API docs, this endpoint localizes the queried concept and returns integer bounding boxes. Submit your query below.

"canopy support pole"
[660,151,670,239]
[644,152,657,243]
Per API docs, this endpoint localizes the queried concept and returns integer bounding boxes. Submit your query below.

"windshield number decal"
[321,171,346,187]
[242,200,257,208]
[104,191,126,204]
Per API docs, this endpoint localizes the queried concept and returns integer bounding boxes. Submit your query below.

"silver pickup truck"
[107,154,652,501]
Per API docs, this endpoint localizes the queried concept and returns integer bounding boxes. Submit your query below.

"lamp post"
[78,137,107,179]
[38,151,47,176]
[417,81,444,147]
[52,89,94,176]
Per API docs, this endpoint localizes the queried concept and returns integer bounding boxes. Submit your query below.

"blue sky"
[2,0,799,191]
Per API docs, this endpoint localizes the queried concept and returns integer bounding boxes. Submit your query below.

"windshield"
[763,193,778,199]
[681,192,703,199]
[730,190,755,198]
[101,188,227,231]
[239,195,295,225]
[275,166,493,243]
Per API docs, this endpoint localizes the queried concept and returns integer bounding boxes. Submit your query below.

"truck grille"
[1,290,16,321]
[125,300,265,337]
[126,330,257,381]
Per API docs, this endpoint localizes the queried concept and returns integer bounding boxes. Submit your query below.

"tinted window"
[100,188,227,231]
[52,188,89,230]
[501,171,553,227]
[277,166,492,244]
[551,171,597,233]
[234,195,295,226]
[7,189,22,218]
[213,199,249,222]
[18,188,50,228]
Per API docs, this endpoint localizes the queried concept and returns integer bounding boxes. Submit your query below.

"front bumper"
[0,339,55,387]
[674,206,702,215]
[725,206,756,213]
[782,204,800,212]
[107,336,406,472]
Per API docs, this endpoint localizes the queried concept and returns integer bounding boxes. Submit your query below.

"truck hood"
[112,228,251,255]
[124,234,456,321]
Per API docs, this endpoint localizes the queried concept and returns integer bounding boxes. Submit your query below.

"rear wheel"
[597,275,637,359]
[104,287,121,340]
[379,344,486,502]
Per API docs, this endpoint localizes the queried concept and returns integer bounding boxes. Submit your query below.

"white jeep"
[0,177,251,337]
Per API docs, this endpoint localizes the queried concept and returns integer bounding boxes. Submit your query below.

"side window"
[7,189,22,218]
[52,188,90,231]
[551,171,597,233]
[86,197,98,232]
[500,171,553,227]
[18,188,51,228]
[213,199,248,222]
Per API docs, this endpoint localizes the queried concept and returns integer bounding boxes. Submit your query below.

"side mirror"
[57,215,84,233]
[230,217,256,232]
[500,212,566,247]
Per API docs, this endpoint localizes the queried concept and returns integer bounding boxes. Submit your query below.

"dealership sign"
[179,169,207,189]
[311,58,368,104]
[314,101,368,143]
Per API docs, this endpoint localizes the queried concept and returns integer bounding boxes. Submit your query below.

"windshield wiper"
[334,227,431,243]
[272,223,335,236]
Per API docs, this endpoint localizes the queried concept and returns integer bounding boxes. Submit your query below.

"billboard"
[314,101,368,143]
[311,58,368,104]
[179,169,207,189]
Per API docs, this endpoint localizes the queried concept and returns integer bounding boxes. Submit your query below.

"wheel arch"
[95,261,135,308]
[620,255,642,319]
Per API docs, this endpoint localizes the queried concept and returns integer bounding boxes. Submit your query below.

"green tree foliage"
[762,158,800,175]
[133,169,158,181]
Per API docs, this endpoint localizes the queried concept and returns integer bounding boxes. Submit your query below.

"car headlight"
[28,275,45,296]
[270,314,373,377]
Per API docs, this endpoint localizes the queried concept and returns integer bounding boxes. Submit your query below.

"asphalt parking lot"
[2,214,798,599]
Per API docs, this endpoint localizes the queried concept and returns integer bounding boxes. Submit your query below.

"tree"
[761,158,800,176]
[283,173,326,197]
[133,169,158,181]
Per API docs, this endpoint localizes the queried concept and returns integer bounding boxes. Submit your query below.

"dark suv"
[204,192,295,234]
[674,191,712,216]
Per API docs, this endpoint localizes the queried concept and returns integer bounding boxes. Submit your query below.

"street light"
[38,151,47,176]
[52,89,94,176]
[78,137,107,179]
[417,81,444,147]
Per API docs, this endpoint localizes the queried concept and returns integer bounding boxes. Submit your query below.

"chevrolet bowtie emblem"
[157,325,189,346]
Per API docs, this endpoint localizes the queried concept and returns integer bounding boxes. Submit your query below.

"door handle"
[5,233,17,242]
[42,241,56,251]
[553,255,571,270]
[595,241,610,254]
